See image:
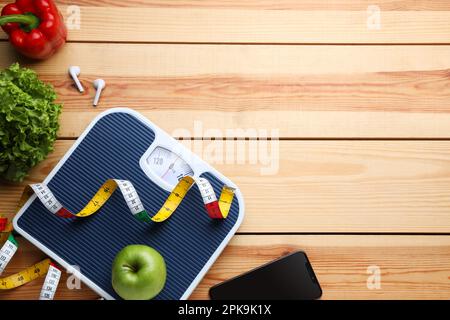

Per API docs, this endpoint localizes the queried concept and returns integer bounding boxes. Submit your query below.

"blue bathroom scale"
[13,108,245,300]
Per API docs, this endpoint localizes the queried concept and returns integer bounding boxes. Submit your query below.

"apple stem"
[123,263,137,272]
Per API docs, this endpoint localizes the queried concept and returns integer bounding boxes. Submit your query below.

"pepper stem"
[0,13,40,32]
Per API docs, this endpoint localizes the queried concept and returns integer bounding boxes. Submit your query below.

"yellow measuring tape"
[1,258,51,290]
[0,215,61,299]
[0,175,235,299]
[26,176,235,222]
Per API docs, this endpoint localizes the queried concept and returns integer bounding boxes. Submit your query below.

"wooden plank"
[2,140,450,233]
[2,235,449,299]
[1,43,450,138]
[51,0,450,11]
[193,235,450,300]
[1,1,450,43]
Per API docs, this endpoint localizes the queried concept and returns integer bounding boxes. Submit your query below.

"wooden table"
[1,0,450,300]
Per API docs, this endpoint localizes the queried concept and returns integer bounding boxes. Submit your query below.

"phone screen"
[209,251,322,300]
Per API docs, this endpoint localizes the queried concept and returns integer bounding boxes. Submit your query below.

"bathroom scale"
[13,108,245,300]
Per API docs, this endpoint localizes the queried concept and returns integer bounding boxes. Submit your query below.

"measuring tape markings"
[24,176,235,223]
[1,213,63,298]
[1,175,234,299]
[0,235,18,275]
[39,263,62,300]
[0,233,61,300]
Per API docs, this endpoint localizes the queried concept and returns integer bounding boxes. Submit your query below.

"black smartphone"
[209,251,322,300]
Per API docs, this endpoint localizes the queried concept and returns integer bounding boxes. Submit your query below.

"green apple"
[112,245,166,300]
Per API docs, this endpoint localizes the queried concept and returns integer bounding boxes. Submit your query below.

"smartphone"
[209,251,322,300]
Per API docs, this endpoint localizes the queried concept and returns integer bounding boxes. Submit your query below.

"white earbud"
[93,79,106,106]
[69,66,84,93]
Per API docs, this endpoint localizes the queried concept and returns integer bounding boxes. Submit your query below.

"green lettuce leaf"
[0,63,62,182]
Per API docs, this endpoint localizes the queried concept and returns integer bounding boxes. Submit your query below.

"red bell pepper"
[0,0,67,60]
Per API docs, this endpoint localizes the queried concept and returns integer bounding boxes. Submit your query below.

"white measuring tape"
[39,264,62,300]
[0,236,17,275]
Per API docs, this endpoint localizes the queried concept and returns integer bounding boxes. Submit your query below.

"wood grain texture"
[0,0,449,301]
[2,140,450,233]
[1,43,450,138]
[1,1,450,43]
[50,0,450,11]
[193,235,450,300]
[1,235,449,300]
